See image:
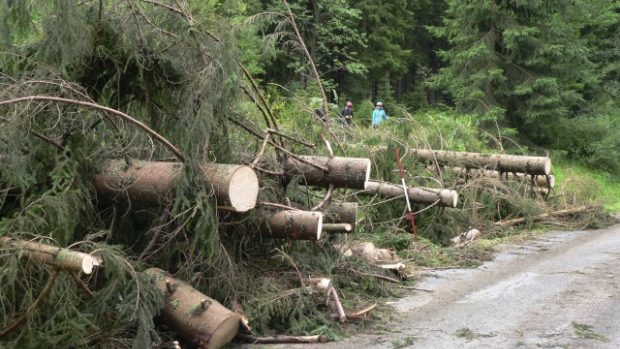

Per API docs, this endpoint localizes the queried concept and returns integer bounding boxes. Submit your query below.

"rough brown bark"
[323,202,358,233]
[412,149,552,175]
[144,268,241,349]
[364,181,458,208]
[256,209,324,240]
[0,237,101,274]
[283,155,371,189]
[94,160,259,212]
[437,166,555,188]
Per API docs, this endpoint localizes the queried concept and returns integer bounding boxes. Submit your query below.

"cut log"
[237,334,328,344]
[322,223,352,233]
[412,149,551,175]
[450,228,482,246]
[436,166,555,188]
[0,236,101,274]
[144,268,240,349]
[339,241,396,262]
[94,160,259,212]
[308,277,332,296]
[256,209,323,240]
[323,202,358,233]
[364,181,458,208]
[495,206,590,228]
[283,155,371,189]
[379,263,407,280]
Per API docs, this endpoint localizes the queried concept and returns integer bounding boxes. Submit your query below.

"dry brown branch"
[329,286,346,323]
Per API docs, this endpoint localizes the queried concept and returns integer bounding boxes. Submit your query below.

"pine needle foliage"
[0,0,251,347]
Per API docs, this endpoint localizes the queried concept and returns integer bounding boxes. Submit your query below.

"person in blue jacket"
[372,101,388,128]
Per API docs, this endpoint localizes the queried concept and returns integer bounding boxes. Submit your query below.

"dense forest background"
[3,0,620,170]
[244,0,620,171]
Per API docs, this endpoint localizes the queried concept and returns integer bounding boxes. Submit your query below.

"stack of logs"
[2,149,553,348]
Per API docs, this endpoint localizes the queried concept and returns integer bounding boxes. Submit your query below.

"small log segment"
[94,160,259,212]
[237,334,327,344]
[144,268,241,349]
[256,209,324,240]
[0,236,101,274]
[412,149,552,176]
[436,166,555,188]
[323,202,358,234]
[283,155,371,189]
[364,181,458,208]
[495,206,590,228]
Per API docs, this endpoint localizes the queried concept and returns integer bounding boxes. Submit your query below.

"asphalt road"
[239,225,620,349]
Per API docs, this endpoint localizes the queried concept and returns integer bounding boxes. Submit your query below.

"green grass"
[571,322,609,342]
[553,158,620,212]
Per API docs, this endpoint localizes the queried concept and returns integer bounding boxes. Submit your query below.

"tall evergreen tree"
[429,0,599,142]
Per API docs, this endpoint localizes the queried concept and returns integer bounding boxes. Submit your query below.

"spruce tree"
[429,0,598,142]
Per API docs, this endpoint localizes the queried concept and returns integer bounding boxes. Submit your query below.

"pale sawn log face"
[283,156,371,189]
[144,268,240,349]
[95,160,259,212]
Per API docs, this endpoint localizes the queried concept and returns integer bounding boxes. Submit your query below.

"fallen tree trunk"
[256,209,324,240]
[412,149,551,176]
[321,223,352,233]
[495,206,590,227]
[94,160,259,212]
[144,268,241,349]
[436,166,555,188]
[323,202,358,233]
[237,334,327,344]
[283,155,371,189]
[0,236,101,274]
[364,181,458,208]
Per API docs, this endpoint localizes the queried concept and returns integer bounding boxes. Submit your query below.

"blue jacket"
[372,108,388,126]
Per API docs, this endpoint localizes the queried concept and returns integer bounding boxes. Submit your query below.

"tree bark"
[494,206,590,227]
[364,181,458,208]
[412,149,551,175]
[237,334,327,344]
[94,160,259,212]
[437,166,555,188]
[322,223,352,233]
[323,202,358,233]
[0,236,101,274]
[256,209,324,240]
[283,155,371,189]
[144,268,241,349]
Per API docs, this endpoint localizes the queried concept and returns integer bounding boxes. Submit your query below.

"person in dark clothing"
[339,100,353,126]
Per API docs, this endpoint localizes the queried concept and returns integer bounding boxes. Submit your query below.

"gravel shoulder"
[237,225,620,349]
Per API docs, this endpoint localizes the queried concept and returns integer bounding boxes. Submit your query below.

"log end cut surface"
[363,159,372,190]
[228,166,259,212]
[209,314,242,349]
[543,158,552,176]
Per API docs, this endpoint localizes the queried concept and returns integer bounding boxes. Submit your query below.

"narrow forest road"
[239,224,620,349]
